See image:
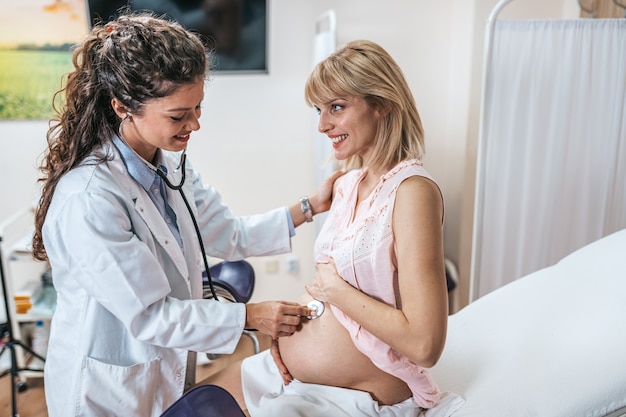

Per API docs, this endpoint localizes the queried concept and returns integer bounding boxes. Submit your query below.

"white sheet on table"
[430,229,626,417]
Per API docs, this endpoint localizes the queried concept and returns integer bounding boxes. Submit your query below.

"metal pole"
[469,0,517,302]
[0,233,47,416]
[0,239,21,416]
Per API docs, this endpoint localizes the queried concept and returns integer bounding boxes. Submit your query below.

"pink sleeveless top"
[314,159,441,408]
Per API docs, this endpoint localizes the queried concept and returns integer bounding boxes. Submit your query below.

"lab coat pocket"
[77,355,161,416]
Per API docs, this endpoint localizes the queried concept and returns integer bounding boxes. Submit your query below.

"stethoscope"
[118,115,219,300]
[118,115,326,319]
[306,300,325,319]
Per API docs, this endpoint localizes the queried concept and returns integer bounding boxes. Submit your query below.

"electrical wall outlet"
[265,259,279,274]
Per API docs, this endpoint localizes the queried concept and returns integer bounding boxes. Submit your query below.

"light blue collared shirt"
[112,136,184,249]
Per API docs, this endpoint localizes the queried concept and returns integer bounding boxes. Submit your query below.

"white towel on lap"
[241,350,464,417]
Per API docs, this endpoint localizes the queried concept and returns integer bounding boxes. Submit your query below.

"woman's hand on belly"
[274,294,412,405]
[269,294,321,385]
[270,338,294,385]
[276,294,354,383]
[277,295,403,391]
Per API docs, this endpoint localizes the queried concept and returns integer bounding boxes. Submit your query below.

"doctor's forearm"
[288,194,328,228]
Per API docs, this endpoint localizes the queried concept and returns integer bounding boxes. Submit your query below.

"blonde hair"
[305,40,424,171]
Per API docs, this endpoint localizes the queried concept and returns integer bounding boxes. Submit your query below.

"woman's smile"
[331,134,348,147]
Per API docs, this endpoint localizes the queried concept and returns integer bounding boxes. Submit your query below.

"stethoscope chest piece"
[306,299,325,320]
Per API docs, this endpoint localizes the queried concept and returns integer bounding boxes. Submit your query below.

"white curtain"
[472,19,626,299]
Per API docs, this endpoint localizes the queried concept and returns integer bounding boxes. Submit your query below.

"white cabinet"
[0,206,51,379]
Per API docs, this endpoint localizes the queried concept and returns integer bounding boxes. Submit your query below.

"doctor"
[31,12,340,417]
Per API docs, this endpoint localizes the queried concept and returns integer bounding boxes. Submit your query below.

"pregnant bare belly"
[278,295,411,405]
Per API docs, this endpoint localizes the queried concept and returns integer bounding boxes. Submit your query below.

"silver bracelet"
[300,196,313,223]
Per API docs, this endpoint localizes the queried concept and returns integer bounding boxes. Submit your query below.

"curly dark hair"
[32,11,209,261]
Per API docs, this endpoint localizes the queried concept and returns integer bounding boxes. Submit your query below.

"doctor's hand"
[245,301,312,339]
[309,169,345,215]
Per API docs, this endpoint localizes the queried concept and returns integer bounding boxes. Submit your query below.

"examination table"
[429,228,626,417]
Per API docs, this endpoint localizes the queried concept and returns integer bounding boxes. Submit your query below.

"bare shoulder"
[397,174,441,196]
[395,175,443,217]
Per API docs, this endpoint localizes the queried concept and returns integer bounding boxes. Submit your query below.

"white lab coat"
[42,142,292,416]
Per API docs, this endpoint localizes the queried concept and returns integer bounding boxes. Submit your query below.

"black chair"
[203,261,255,303]
[160,384,246,417]
[445,258,458,293]
[202,260,260,354]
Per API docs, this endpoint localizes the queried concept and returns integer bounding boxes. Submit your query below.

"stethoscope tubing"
[175,183,218,300]
[118,117,219,300]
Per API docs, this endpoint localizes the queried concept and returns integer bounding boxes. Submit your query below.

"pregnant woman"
[200,40,449,417]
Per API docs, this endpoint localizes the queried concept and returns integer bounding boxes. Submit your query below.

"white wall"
[0,121,48,218]
[0,0,578,307]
